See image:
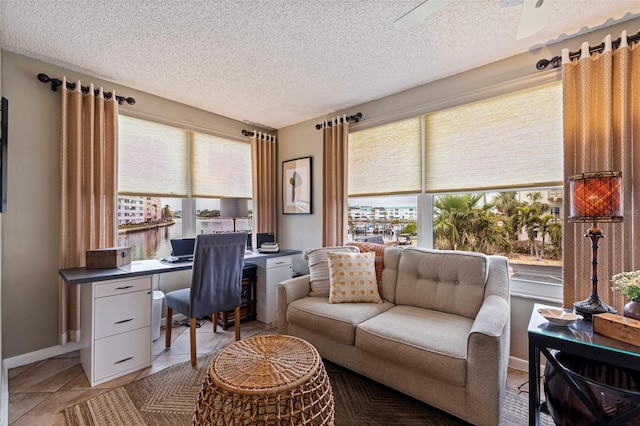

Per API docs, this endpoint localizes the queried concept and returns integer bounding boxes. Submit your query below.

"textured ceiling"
[1,1,640,129]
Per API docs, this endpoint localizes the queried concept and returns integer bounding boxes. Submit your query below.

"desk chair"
[165,233,246,367]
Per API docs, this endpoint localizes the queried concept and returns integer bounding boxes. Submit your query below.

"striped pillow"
[303,246,360,296]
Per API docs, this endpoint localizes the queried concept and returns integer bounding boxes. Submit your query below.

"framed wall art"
[282,156,312,214]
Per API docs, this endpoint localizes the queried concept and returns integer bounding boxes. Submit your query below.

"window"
[347,80,563,298]
[117,116,252,260]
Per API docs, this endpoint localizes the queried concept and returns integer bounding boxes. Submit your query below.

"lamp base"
[573,295,617,321]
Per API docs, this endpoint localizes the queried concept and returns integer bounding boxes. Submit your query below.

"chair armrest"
[466,294,510,425]
[277,275,311,335]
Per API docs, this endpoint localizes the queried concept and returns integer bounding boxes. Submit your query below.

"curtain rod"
[241,129,276,140]
[536,29,640,71]
[315,112,362,130]
[37,73,136,105]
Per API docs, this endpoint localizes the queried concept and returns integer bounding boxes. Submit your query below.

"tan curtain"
[59,78,118,344]
[250,132,277,234]
[562,32,640,312]
[322,115,349,246]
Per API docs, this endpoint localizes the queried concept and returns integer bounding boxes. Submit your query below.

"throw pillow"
[346,241,386,298]
[303,246,360,296]
[327,251,382,304]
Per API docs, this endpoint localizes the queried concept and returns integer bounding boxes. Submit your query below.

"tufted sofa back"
[390,247,490,319]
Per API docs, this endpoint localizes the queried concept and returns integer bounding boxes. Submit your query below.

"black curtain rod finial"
[37,73,135,105]
[536,29,640,71]
[315,112,363,130]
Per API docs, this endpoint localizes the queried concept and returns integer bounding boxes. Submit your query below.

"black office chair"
[164,233,246,367]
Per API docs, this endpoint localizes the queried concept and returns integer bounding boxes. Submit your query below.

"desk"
[528,303,640,425]
[59,249,300,386]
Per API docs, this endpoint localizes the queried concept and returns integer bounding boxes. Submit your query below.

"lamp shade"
[568,171,623,223]
[220,198,249,219]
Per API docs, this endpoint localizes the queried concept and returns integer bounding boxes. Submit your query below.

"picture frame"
[282,156,312,214]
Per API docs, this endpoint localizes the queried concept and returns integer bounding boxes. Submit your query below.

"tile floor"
[8,319,531,425]
[8,317,273,425]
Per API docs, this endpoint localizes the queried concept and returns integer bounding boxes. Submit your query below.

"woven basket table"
[192,334,334,425]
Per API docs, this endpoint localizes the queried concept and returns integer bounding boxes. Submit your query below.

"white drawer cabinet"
[80,276,153,386]
[246,255,292,325]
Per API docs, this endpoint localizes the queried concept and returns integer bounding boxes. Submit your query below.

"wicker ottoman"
[192,334,334,425]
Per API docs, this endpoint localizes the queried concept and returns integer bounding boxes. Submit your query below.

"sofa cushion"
[395,248,488,319]
[355,305,473,387]
[328,251,381,304]
[286,296,394,345]
[303,246,360,296]
[346,241,386,298]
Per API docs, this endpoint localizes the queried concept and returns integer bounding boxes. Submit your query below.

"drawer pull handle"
[114,318,134,324]
[114,356,133,364]
[115,285,134,290]
[274,261,285,265]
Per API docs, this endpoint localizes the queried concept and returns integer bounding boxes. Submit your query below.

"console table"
[59,249,300,386]
[528,303,640,425]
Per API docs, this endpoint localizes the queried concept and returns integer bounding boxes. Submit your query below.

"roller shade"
[424,81,563,192]
[118,116,188,197]
[191,133,252,199]
[348,117,422,197]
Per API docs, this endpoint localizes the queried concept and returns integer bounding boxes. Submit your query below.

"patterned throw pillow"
[346,241,386,298]
[327,251,382,304]
[303,246,361,296]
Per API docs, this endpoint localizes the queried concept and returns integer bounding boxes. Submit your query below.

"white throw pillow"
[303,246,360,296]
[328,251,381,304]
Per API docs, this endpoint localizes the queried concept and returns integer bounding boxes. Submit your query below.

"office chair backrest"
[189,233,247,318]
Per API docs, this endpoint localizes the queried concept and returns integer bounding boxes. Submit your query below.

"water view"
[118,218,252,261]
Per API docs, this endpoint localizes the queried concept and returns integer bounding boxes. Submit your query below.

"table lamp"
[568,171,623,318]
[220,198,249,232]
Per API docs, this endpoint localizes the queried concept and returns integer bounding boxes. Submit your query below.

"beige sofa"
[277,246,510,426]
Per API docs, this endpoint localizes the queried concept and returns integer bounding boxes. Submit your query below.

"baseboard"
[508,356,528,372]
[3,341,83,370]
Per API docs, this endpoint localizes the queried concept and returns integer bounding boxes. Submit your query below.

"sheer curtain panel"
[562,31,640,313]
[322,116,349,247]
[59,78,118,344]
[251,132,277,234]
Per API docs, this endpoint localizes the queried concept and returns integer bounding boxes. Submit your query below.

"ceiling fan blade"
[394,0,454,30]
[516,0,552,39]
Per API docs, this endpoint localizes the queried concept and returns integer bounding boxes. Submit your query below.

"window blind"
[191,133,252,199]
[348,117,422,197]
[424,81,563,192]
[118,116,189,197]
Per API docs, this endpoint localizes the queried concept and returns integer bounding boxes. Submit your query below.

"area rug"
[64,355,550,425]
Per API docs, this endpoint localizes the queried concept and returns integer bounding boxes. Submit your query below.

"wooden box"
[86,247,131,269]
[593,313,640,347]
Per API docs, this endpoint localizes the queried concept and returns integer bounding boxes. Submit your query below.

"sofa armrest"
[277,275,311,335]
[466,294,510,425]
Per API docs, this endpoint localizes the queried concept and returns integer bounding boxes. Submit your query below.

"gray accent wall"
[0,51,248,358]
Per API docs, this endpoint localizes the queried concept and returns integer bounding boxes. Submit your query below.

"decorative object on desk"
[593,312,640,347]
[85,246,131,269]
[220,198,249,232]
[537,307,582,327]
[568,171,623,318]
[282,156,311,214]
[258,241,279,253]
[611,270,640,320]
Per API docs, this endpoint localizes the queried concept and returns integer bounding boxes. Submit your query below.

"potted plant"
[611,270,640,320]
